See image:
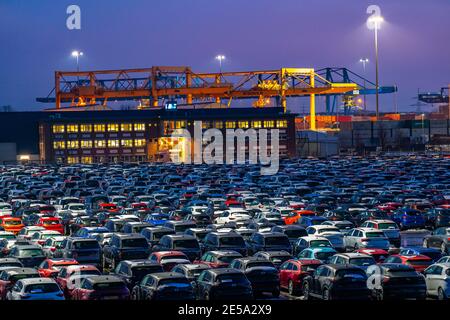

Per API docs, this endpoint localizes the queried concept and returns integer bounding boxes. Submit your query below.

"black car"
[270,225,308,245]
[252,250,293,269]
[196,268,253,300]
[7,245,46,268]
[246,232,292,255]
[230,257,280,297]
[303,264,370,300]
[59,237,102,267]
[153,234,201,261]
[122,222,153,234]
[140,227,175,247]
[366,263,427,300]
[163,221,197,234]
[183,213,212,227]
[112,259,164,290]
[103,234,151,270]
[171,263,211,294]
[425,208,450,229]
[131,272,195,300]
[202,232,248,256]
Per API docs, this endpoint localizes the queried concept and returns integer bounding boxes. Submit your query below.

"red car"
[355,248,389,263]
[377,202,402,213]
[71,275,130,300]
[384,254,433,273]
[38,258,79,278]
[194,251,243,268]
[149,251,190,271]
[279,259,322,296]
[56,265,102,296]
[99,203,120,213]
[36,217,64,234]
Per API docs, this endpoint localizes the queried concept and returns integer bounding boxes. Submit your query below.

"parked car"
[196,268,253,300]
[7,278,65,300]
[130,272,195,300]
[194,251,243,268]
[202,232,247,256]
[247,232,291,255]
[112,260,163,290]
[424,262,450,300]
[103,233,150,270]
[279,258,322,296]
[37,258,79,278]
[344,228,391,251]
[384,254,433,273]
[0,267,40,300]
[423,227,450,254]
[71,275,130,300]
[152,234,201,261]
[253,250,293,269]
[7,245,46,268]
[328,252,376,271]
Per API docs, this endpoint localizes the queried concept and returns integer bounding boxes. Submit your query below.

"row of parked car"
[0,155,449,300]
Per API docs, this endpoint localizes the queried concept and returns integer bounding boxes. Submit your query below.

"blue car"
[143,213,169,226]
[297,216,328,228]
[297,247,337,263]
[73,226,110,238]
[399,247,443,262]
[391,209,425,230]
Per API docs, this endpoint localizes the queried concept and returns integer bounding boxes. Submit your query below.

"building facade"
[12,107,298,164]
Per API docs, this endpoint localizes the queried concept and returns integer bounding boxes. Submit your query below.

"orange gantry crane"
[37,66,358,130]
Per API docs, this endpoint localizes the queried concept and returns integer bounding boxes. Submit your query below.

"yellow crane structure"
[37,66,358,130]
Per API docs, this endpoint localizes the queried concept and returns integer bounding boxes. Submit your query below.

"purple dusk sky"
[0,0,449,113]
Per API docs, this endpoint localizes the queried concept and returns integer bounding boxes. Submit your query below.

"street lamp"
[71,50,83,72]
[367,14,383,120]
[359,58,369,111]
[215,55,225,73]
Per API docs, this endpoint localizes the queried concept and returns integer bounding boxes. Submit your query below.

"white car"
[344,227,390,251]
[306,225,345,252]
[7,278,64,300]
[0,203,12,216]
[214,209,252,225]
[64,203,87,216]
[424,263,450,300]
[271,207,294,218]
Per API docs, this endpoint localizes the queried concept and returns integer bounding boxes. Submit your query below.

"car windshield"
[174,225,191,233]
[73,241,100,249]
[406,211,421,216]
[377,223,397,230]
[336,269,366,279]
[217,274,247,284]
[315,251,334,261]
[310,240,331,248]
[318,228,338,234]
[265,237,290,246]
[11,273,39,282]
[70,205,85,210]
[0,234,16,240]
[219,237,245,246]
[285,229,307,238]
[5,220,22,226]
[122,238,148,248]
[76,270,101,276]
[25,283,60,293]
[160,255,187,262]
[217,255,240,264]
[301,264,320,272]
[93,282,125,290]
[406,259,432,266]
[246,261,274,268]
[173,240,199,249]
[159,278,190,286]
[365,232,385,238]
[349,257,375,266]
[19,249,43,257]
[43,220,60,225]
[131,266,162,279]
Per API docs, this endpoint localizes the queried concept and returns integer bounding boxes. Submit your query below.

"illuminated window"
[81,156,93,164]
[202,121,212,129]
[225,121,235,129]
[108,140,119,148]
[214,121,223,129]
[134,123,145,131]
[94,124,105,132]
[252,121,262,128]
[263,120,275,128]
[107,124,119,132]
[121,123,132,131]
[66,124,79,133]
[67,140,79,149]
[134,139,146,147]
[80,124,92,132]
[94,140,106,148]
[80,140,92,148]
[53,141,65,149]
[238,121,249,129]
[52,125,65,133]
[276,120,288,128]
[175,121,186,129]
[67,156,79,164]
[121,139,133,147]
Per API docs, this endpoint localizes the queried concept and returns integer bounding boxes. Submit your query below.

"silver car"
[424,263,450,300]
[7,278,65,300]
[344,228,390,251]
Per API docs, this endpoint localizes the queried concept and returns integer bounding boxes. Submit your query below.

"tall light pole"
[215,55,225,73]
[71,50,83,72]
[359,58,369,111]
[367,15,383,120]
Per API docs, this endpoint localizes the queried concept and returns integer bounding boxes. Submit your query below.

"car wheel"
[423,239,429,248]
[302,282,310,300]
[272,287,280,298]
[288,280,297,296]
[323,288,332,300]
[438,287,447,300]
[441,243,448,255]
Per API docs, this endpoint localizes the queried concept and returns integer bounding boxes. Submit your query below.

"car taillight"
[50,247,56,252]
[383,276,390,283]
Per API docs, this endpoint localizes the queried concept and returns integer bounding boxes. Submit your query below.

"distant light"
[19,155,30,161]
[215,55,226,61]
[367,15,384,29]
[71,50,83,57]
[359,58,369,63]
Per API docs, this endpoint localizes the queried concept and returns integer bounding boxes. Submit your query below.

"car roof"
[335,252,372,259]
[208,250,242,256]
[207,268,244,275]
[121,260,161,267]
[6,267,39,275]
[87,275,124,283]
[149,272,186,280]
[19,277,57,285]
